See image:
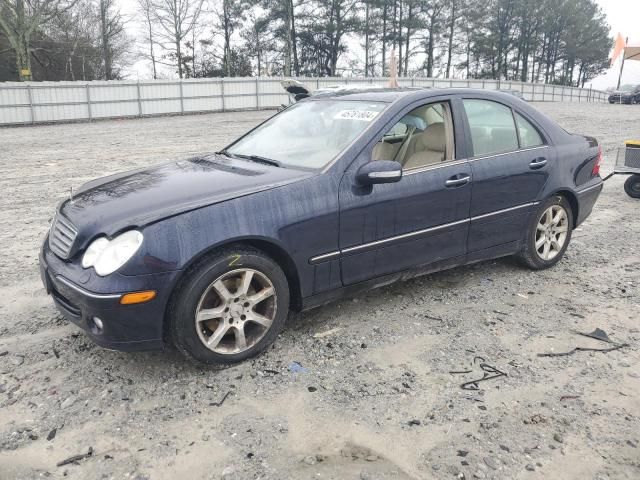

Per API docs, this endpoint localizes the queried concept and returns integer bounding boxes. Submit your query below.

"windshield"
[620,84,635,92]
[226,100,387,169]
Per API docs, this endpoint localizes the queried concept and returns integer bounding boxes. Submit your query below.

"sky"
[592,0,640,89]
[121,0,640,90]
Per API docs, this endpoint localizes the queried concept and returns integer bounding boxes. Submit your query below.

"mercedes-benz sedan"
[39,88,603,364]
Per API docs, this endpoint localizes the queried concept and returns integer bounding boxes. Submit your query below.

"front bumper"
[39,239,180,352]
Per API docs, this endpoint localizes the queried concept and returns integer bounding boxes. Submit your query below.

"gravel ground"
[0,103,638,480]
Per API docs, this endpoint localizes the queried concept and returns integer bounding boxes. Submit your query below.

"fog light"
[93,317,104,332]
[120,290,156,305]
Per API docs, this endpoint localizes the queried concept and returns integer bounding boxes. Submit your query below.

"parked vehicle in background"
[39,88,604,364]
[608,84,640,104]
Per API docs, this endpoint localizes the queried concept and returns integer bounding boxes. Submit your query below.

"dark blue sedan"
[39,88,604,364]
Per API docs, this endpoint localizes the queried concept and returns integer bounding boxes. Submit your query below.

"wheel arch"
[553,189,579,228]
[162,236,303,344]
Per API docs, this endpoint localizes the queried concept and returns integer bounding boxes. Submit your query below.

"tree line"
[0,0,612,87]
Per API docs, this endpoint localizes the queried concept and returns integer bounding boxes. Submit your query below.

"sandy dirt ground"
[0,103,638,480]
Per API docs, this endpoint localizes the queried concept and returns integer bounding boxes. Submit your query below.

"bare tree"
[137,0,157,78]
[52,0,96,80]
[150,0,204,78]
[242,9,273,76]
[0,0,77,80]
[98,0,126,80]
[213,0,245,77]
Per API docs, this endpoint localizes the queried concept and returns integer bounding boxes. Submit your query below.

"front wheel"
[624,174,640,198]
[517,196,573,269]
[169,247,290,364]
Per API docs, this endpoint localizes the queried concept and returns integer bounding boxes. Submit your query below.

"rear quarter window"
[515,113,544,148]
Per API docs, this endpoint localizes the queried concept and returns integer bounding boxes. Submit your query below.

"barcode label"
[334,110,380,121]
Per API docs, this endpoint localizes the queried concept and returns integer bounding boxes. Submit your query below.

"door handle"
[529,157,547,169]
[445,174,471,187]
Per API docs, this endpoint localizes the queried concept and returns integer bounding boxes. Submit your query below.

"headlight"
[82,230,143,276]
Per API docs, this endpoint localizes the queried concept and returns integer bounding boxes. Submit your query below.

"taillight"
[592,145,602,176]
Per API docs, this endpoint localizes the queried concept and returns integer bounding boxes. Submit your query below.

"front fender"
[118,174,341,299]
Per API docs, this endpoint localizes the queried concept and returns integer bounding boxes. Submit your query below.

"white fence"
[0,76,608,126]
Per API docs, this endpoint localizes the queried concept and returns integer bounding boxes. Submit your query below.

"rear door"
[461,98,552,253]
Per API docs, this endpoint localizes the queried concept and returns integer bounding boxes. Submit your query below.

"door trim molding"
[468,145,549,163]
[341,218,470,255]
[309,201,539,265]
[470,202,535,221]
[576,182,603,195]
[402,145,549,177]
[309,218,470,264]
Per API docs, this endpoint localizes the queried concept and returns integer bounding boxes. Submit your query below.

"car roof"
[306,86,569,145]
[308,87,520,103]
[309,87,424,102]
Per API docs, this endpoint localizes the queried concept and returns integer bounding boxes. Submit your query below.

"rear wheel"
[517,196,573,269]
[624,175,640,198]
[169,247,290,364]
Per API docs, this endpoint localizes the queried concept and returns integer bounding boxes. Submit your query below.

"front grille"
[49,214,78,259]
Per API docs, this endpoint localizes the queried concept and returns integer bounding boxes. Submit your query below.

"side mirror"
[356,160,403,186]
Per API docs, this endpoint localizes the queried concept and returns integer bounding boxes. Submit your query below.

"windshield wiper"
[225,153,282,167]
[215,149,236,159]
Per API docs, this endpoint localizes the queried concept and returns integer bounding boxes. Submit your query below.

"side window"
[463,99,518,157]
[371,101,455,171]
[384,122,408,139]
[515,113,543,148]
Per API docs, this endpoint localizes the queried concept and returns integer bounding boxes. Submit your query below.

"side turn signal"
[120,290,156,305]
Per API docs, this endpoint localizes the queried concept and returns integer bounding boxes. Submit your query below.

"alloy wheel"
[535,205,569,261]
[195,268,277,354]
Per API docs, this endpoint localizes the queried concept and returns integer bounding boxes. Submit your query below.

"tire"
[517,195,573,270]
[168,246,290,365]
[624,175,640,198]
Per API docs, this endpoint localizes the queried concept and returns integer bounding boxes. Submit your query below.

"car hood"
[60,155,313,242]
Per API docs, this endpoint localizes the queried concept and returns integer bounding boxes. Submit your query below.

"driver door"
[338,98,472,285]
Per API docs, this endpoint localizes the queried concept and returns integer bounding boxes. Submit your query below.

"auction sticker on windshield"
[334,110,380,121]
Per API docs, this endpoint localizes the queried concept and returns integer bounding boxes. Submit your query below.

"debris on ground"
[56,447,94,467]
[312,327,342,339]
[560,395,580,402]
[450,356,507,390]
[209,391,231,407]
[576,328,614,343]
[288,361,308,374]
[538,328,630,357]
